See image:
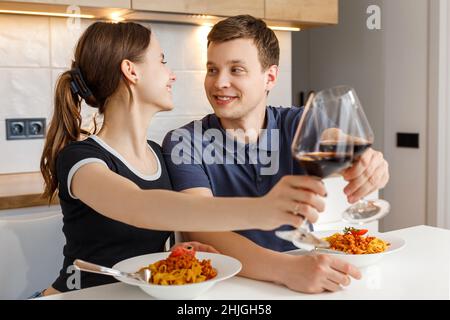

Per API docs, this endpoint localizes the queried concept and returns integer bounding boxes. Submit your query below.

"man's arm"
[182,188,361,293]
[163,128,360,293]
[182,188,292,283]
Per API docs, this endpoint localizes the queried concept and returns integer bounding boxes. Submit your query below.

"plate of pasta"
[112,247,242,300]
[287,227,406,268]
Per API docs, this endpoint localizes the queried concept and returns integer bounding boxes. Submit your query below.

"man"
[163,15,389,293]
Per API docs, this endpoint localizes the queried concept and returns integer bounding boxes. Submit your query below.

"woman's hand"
[259,175,327,230]
[170,241,220,254]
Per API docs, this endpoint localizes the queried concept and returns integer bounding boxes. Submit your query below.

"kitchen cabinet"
[132,0,337,27]
[0,0,132,19]
[2,0,130,8]
[132,0,265,18]
[0,172,58,210]
[265,0,338,25]
[1,0,338,27]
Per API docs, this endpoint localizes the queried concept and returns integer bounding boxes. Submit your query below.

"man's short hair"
[207,15,280,70]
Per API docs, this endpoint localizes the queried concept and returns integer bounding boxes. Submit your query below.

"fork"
[275,220,331,251]
[73,259,151,284]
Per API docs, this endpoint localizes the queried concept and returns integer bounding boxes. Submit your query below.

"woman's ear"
[120,59,138,84]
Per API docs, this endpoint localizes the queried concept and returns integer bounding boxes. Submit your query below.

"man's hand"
[277,254,362,293]
[341,148,389,203]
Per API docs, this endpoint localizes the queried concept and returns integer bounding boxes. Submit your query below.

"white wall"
[382,0,428,230]
[0,15,292,174]
[293,0,429,231]
[446,1,450,229]
[294,0,384,153]
[428,0,450,230]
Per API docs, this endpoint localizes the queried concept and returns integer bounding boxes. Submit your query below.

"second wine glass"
[292,88,356,180]
[338,86,390,224]
[281,88,356,250]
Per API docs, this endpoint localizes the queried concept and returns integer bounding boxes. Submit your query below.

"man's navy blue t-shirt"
[162,106,307,252]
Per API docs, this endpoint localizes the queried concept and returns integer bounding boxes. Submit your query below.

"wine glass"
[275,89,356,250]
[292,90,355,180]
[338,86,390,224]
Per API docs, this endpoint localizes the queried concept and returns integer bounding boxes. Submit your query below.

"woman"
[39,21,324,296]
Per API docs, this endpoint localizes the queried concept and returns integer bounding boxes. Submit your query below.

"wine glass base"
[342,199,390,224]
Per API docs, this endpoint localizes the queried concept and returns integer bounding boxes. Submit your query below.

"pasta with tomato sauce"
[139,246,217,285]
[325,227,390,254]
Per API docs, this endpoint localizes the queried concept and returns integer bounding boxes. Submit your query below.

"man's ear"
[121,59,138,84]
[265,65,279,91]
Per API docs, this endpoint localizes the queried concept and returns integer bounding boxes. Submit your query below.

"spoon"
[73,259,151,284]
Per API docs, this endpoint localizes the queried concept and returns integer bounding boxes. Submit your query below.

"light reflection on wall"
[196,25,212,69]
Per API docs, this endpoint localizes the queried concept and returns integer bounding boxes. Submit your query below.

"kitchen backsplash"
[0,14,292,174]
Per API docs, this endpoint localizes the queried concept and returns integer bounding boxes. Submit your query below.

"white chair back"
[0,206,64,299]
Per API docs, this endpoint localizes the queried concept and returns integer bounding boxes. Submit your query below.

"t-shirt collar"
[207,108,279,152]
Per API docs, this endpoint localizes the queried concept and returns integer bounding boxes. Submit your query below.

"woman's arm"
[71,163,324,232]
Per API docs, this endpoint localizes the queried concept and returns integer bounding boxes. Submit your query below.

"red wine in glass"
[295,151,352,178]
[319,140,372,160]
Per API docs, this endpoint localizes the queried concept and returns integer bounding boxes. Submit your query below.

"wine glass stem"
[355,198,369,213]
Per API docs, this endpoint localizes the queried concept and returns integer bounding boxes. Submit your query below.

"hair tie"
[69,66,93,100]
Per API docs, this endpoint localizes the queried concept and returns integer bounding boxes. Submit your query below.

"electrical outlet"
[27,118,46,138]
[6,119,26,140]
[6,118,46,140]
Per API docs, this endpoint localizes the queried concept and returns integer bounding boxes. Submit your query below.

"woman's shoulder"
[56,137,111,172]
[59,137,108,158]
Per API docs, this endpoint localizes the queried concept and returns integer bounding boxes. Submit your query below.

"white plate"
[286,230,406,268]
[112,252,242,300]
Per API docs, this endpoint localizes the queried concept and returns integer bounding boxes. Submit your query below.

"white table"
[40,225,450,300]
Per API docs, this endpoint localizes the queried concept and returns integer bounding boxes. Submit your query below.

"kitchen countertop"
[39,225,450,300]
[0,172,58,210]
